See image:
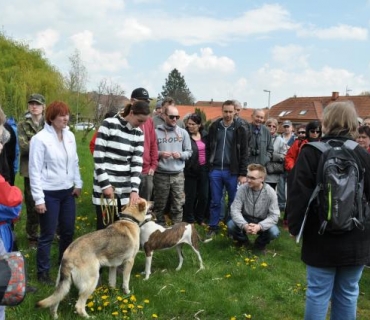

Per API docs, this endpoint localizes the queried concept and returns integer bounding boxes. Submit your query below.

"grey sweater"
[230,183,280,231]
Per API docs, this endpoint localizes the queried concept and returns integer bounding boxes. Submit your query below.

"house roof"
[269,92,370,126]
[177,104,258,122]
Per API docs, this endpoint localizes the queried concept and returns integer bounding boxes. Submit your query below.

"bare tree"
[65,49,88,124]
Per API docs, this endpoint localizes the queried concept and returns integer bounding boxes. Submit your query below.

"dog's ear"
[137,198,147,212]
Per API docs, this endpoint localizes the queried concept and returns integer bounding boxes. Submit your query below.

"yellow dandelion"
[225,274,231,278]
[296,283,301,287]
[122,309,128,313]
[123,299,128,303]
[250,259,255,263]
[90,307,94,311]
[117,296,123,301]
[84,191,89,195]
[130,295,137,302]
[112,311,119,316]
[137,305,144,309]
[230,317,237,320]
[260,262,268,267]
[86,301,94,308]
[97,306,102,311]
[144,299,150,303]
[245,314,252,319]
[135,274,141,278]
[180,289,186,293]
[103,301,110,307]
[128,303,135,309]
[24,254,30,258]
[152,314,158,318]
[101,295,109,300]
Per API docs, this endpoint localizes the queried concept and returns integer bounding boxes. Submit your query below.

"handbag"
[266,161,285,174]
[0,251,27,306]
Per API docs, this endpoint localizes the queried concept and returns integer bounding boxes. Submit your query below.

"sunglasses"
[167,115,180,120]
[298,131,306,134]
[267,125,276,128]
[309,130,321,134]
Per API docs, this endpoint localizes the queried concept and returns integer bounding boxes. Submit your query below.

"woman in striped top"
[92,100,150,230]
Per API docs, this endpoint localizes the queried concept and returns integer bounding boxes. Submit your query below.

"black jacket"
[206,118,249,176]
[184,131,208,178]
[287,135,370,267]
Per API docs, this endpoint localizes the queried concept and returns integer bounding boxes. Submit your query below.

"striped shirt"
[92,116,144,206]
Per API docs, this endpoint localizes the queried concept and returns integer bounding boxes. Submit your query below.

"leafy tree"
[160,68,195,105]
[0,32,66,119]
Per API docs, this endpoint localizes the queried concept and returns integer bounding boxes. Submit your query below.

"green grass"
[7,131,370,319]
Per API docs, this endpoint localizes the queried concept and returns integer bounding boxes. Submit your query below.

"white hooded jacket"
[29,123,83,205]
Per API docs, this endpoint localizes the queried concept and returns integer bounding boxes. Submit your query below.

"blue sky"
[1,0,370,108]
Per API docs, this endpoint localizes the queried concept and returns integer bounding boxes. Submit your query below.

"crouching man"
[227,163,280,253]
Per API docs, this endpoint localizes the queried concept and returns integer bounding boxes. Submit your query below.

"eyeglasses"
[298,131,306,134]
[247,175,261,181]
[167,115,180,120]
[309,130,321,134]
[267,125,276,128]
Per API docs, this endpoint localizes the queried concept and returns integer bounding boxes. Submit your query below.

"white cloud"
[298,24,368,40]
[143,4,299,45]
[70,31,128,72]
[33,29,60,56]
[161,48,235,73]
[272,45,310,69]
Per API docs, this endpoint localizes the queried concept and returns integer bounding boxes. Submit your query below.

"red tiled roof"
[269,93,370,126]
[177,104,256,122]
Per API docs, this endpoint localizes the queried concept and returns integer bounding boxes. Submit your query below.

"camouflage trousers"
[24,177,39,240]
[153,172,184,225]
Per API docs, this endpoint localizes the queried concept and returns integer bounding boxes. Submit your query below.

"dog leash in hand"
[100,194,118,226]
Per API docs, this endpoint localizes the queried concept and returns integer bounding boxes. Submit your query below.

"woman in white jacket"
[29,101,83,285]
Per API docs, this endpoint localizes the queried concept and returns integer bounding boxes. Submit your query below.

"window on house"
[279,111,287,116]
[299,110,307,115]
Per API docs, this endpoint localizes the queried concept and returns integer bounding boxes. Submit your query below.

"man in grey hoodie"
[153,104,192,226]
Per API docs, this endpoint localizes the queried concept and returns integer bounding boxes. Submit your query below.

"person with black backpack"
[286,101,370,320]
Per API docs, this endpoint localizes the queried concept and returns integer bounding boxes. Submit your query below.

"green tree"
[0,32,66,119]
[160,68,195,105]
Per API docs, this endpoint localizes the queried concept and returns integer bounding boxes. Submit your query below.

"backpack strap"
[343,139,359,150]
[304,141,332,153]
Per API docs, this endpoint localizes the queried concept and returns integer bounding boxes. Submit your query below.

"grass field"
[6,131,370,319]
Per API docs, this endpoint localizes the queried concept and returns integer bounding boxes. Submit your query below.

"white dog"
[139,214,211,280]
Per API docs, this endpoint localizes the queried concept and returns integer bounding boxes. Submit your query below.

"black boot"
[37,271,54,285]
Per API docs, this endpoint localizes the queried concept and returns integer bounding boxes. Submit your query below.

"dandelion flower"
[180,289,186,293]
[230,317,237,320]
[260,262,268,267]
[130,295,137,302]
[86,301,94,308]
[137,305,144,309]
[101,295,109,300]
[152,314,158,318]
[112,311,119,316]
[225,274,231,278]
[245,314,252,319]
[144,299,150,303]
[117,296,123,301]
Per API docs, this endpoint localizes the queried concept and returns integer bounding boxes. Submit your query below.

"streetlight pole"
[263,89,271,117]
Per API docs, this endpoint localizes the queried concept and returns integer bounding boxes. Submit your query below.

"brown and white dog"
[36,198,150,319]
[139,214,211,280]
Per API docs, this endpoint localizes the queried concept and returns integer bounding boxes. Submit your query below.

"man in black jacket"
[206,100,249,238]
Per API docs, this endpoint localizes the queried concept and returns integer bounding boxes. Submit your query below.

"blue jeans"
[305,265,364,320]
[37,188,76,274]
[208,169,238,229]
[227,219,280,247]
[277,173,286,210]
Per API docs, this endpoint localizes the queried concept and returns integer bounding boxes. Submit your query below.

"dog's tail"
[191,224,212,244]
[36,261,73,309]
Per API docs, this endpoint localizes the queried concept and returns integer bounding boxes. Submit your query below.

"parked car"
[75,122,95,131]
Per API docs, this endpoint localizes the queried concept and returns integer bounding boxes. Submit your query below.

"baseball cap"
[28,93,45,105]
[131,88,152,102]
[282,120,292,127]
[155,100,162,109]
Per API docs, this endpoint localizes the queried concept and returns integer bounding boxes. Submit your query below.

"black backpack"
[296,140,365,242]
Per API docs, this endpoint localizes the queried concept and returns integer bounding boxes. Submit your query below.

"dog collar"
[118,213,141,225]
[139,218,152,227]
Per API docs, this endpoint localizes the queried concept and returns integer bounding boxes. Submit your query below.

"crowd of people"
[0,90,370,319]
